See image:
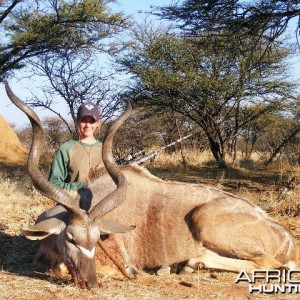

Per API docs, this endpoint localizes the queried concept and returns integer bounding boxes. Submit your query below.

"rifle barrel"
[118,132,196,165]
[131,133,195,165]
[131,152,158,165]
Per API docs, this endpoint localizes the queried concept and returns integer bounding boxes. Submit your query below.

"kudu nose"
[86,280,99,289]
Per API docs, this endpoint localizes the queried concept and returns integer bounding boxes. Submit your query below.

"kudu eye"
[100,234,109,241]
[66,232,76,245]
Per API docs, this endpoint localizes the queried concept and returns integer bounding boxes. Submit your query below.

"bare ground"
[1,164,300,300]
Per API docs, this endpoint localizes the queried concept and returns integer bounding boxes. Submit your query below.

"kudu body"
[81,167,300,272]
[5,81,300,289]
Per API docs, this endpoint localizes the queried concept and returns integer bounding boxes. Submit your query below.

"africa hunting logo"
[235,269,300,293]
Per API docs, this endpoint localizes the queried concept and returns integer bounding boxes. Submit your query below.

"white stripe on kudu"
[78,246,96,258]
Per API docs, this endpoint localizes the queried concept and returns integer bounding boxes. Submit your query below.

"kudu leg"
[97,236,136,279]
[186,248,261,273]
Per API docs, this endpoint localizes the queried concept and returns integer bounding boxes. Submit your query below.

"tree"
[0,0,127,77]
[43,116,72,152]
[25,49,122,136]
[257,97,300,166]
[156,1,300,55]
[110,107,201,164]
[15,115,72,153]
[117,24,297,167]
[157,1,300,37]
[154,0,300,168]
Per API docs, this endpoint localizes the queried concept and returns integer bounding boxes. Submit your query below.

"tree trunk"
[208,137,227,168]
[264,127,300,166]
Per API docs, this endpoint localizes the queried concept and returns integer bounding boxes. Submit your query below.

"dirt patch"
[0,115,28,165]
[0,115,52,166]
[0,265,297,299]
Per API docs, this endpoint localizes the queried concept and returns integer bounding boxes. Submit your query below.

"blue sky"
[116,0,171,15]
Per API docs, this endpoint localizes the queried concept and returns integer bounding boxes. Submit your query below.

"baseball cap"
[77,102,100,121]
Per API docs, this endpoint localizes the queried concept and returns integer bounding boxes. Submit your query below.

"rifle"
[117,133,194,165]
[116,148,146,165]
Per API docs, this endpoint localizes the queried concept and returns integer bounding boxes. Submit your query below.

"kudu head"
[4,80,134,288]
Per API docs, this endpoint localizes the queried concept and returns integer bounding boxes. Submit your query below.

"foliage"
[156,0,300,45]
[117,22,297,167]
[15,116,72,153]
[3,0,300,169]
[105,107,206,161]
[0,0,127,77]
[242,106,300,166]
[43,116,73,151]
[151,0,300,167]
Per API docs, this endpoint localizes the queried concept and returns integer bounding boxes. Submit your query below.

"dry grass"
[1,151,300,299]
[150,150,214,167]
[150,149,265,169]
[0,170,53,276]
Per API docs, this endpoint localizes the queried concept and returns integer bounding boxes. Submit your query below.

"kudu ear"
[21,218,66,240]
[96,218,136,234]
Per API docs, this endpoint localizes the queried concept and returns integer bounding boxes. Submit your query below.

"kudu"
[4,80,135,288]
[4,81,300,289]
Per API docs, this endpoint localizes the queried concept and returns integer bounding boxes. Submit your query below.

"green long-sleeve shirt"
[48,139,104,190]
